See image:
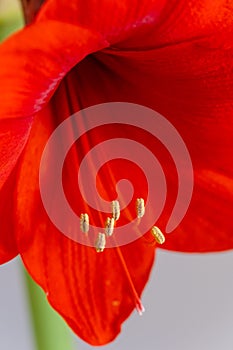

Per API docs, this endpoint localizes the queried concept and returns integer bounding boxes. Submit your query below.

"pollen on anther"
[111,200,120,221]
[95,233,106,253]
[136,198,145,218]
[80,213,89,233]
[105,217,115,237]
[151,226,165,244]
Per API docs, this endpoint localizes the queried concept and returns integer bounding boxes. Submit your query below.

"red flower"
[0,0,233,346]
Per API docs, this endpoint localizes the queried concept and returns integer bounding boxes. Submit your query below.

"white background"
[1,249,233,350]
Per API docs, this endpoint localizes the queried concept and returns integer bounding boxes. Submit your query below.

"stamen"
[95,233,106,253]
[105,217,115,237]
[151,226,165,244]
[136,198,145,218]
[112,200,120,221]
[80,213,89,233]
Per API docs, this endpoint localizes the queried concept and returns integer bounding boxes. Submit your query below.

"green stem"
[23,267,75,350]
[0,12,23,42]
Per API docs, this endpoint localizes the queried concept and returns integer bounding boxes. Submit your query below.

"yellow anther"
[95,233,106,253]
[80,213,89,233]
[151,226,165,244]
[136,198,145,218]
[111,200,120,221]
[105,217,115,237]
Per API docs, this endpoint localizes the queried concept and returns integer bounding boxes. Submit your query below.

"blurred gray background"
[1,249,233,350]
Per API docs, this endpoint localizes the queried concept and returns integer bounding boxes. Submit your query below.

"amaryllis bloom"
[1,0,233,346]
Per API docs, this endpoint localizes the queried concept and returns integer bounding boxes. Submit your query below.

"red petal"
[0,21,107,120]
[0,117,32,190]
[0,1,165,187]
[14,104,155,345]
[0,19,107,189]
[37,0,166,43]
[0,166,18,263]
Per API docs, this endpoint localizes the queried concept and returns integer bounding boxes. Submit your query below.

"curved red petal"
[0,21,107,120]
[15,104,155,345]
[37,0,166,43]
[0,165,19,264]
[0,19,107,190]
